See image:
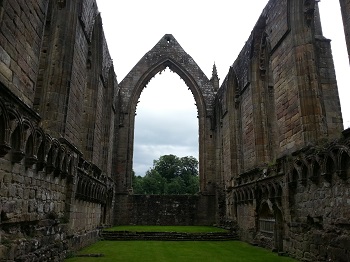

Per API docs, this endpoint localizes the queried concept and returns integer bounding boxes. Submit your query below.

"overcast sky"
[96,0,350,176]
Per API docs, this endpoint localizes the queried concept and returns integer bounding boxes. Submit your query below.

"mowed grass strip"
[104,225,228,232]
[65,241,297,262]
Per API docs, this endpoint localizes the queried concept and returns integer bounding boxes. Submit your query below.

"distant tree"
[142,169,167,194]
[132,154,199,195]
[153,154,181,181]
[166,176,186,194]
[132,171,144,194]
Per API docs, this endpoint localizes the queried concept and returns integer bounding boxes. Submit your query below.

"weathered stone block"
[0,61,12,81]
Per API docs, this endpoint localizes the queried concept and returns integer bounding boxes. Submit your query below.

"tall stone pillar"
[339,0,350,63]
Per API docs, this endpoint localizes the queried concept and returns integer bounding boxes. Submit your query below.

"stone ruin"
[0,0,349,261]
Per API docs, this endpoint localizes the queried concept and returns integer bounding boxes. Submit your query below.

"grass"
[65,241,297,262]
[104,225,228,233]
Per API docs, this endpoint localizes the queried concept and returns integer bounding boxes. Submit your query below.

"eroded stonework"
[0,0,350,261]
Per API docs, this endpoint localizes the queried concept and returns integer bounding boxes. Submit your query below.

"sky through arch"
[133,68,198,176]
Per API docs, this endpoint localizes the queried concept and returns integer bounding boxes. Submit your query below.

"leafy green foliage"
[133,155,199,195]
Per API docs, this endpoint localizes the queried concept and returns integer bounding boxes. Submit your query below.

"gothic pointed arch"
[0,98,11,156]
[117,34,216,194]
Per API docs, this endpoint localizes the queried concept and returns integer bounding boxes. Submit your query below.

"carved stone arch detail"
[248,187,254,201]
[227,67,240,109]
[21,119,37,167]
[240,189,245,203]
[117,34,216,194]
[88,183,93,200]
[237,190,243,203]
[82,180,88,197]
[128,58,207,118]
[7,108,24,163]
[93,184,98,200]
[22,119,34,141]
[323,153,337,181]
[268,183,276,199]
[82,180,88,199]
[288,167,299,189]
[77,178,83,197]
[119,35,215,114]
[37,134,50,171]
[34,128,45,157]
[291,156,309,184]
[339,150,350,180]
[242,188,248,202]
[60,152,70,178]
[273,183,283,205]
[90,184,95,200]
[96,185,101,200]
[326,144,350,179]
[0,98,11,156]
[239,189,244,202]
[259,30,272,79]
[258,199,274,218]
[94,185,98,201]
[96,187,100,201]
[255,186,262,201]
[102,188,106,202]
[300,161,309,184]
[233,191,238,202]
[67,157,75,180]
[85,182,90,199]
[54,145,66,177]
[76,177,82,195]
[260,184,269,200]
[309,157,321,183]
[328,144,348,162]
[46,139,60,174]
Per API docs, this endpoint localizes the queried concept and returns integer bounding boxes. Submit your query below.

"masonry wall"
[114,195,216,226]
[287,157,350,261]
[0,0,117,260]
[0,0,47,106]
[216,0,343,203]
[216,0,349,261]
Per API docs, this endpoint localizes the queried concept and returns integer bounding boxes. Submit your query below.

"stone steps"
[101,231,238,241]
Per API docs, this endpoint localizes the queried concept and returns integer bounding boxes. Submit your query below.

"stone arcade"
[0,0,349,261]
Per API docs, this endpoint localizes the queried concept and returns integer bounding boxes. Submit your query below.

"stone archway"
[116,34,216,195]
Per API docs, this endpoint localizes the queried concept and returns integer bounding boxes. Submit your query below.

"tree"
[142,169,166,194]
[153,154,181,181]
[132,154,199,195]
[132,173,144,194]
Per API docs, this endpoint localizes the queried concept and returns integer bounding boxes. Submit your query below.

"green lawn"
[65,241,297,262]
[104,225,228,232]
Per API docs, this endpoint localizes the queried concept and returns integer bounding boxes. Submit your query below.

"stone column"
[339,0,350,64]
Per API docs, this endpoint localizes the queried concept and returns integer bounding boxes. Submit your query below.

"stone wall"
[0,0,47,106]
[216,0,349,261]
[0,0,116,260]
[114,194,216,226]
[0,0,350,261]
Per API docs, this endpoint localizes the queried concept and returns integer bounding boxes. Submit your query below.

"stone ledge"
[101,231,238,241]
